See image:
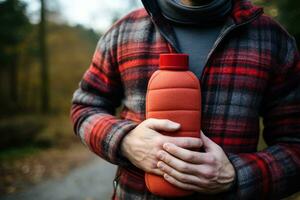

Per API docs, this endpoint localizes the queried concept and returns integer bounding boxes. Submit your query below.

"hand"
[157,131,236,194]
[121,118,203,176]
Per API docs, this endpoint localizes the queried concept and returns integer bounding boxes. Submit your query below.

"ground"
[0,144,117,200]
[0,157,117,200]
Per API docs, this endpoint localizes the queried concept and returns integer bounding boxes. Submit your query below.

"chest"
[118,26,272,117]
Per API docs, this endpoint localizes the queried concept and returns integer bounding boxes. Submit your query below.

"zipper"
[141,0,181,53]
[199,10,263,81]
[153,20,181,53]
[144,0,263,79]
[155,10,263,80]
[113,168,122,193]
[142,0,264,76]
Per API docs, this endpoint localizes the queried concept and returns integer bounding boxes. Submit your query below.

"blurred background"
[0,0,299,200]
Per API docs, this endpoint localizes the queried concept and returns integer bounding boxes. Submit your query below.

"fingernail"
[170,122,180,129]
[157,151,164,159]
[157,161,162,168]
[163,143,170,151]
[198,139,203,146]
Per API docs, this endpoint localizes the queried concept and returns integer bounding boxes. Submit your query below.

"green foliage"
[47,23,100,112]
[0,0,30,66]
[276,0,300,45]
[254,0,300,46]
[0,0,101,115]
[0,0,34,114]
[0,145,41,161]
[0,115,46,150]
[0,0,100,154]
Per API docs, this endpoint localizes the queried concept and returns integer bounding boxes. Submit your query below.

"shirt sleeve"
[70,27,138,166]
[227,37,300,199]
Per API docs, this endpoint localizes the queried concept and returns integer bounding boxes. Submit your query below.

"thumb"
[200,131,217,151]
[145,118,180,132]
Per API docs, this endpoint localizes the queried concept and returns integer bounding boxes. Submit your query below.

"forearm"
[70,86,138,166]
[71,103,138,165]
[228,143,300,200]
[225,35,300,199]
[69,22,143,166]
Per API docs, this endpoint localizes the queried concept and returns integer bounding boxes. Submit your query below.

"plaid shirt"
[71,0,300,199]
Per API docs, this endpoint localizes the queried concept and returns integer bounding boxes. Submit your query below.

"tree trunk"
[10,55,18,105]
[39,0,50,113]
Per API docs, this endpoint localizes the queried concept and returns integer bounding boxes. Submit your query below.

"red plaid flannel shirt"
[71,0,300,199]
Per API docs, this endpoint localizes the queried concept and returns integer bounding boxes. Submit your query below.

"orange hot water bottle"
[145,54,202,197]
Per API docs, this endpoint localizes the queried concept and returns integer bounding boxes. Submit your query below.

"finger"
[163,173,201,192]
[145,118,180,132]
[163,173,219,194]
[200,131,218,151]
[163,143,215,164]
[150,168,164,176]
[157,161,201,185]
[157,150,215,178]
[168,137,202,149]
[159,162,220,191]
[157,150,198,174]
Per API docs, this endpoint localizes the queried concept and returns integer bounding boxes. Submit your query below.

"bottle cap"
[159,54,189,70]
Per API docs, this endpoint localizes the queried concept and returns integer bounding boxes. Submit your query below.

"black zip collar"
[141,0,263,54]
[141,0,180,52]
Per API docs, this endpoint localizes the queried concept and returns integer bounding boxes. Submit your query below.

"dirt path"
[0,158,117,200]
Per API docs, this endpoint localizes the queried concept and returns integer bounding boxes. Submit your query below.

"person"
[70,0,300,199]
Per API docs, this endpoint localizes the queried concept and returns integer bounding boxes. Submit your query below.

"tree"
[39,0,49,113]
[0,0,30,111]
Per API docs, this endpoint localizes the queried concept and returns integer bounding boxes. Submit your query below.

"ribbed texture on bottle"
[145,53,201,197]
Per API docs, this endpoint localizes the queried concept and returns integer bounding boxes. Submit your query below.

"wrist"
[215,158,236,193]
[120,134,131,159]
[223,160,236,192]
